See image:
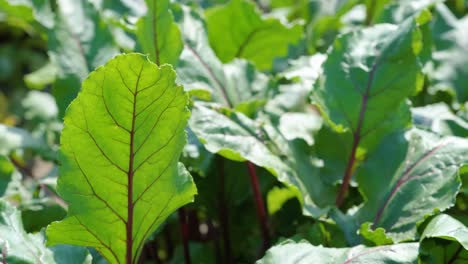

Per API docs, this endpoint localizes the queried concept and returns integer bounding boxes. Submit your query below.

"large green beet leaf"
[312,13,428,205]
[46,53,196,264]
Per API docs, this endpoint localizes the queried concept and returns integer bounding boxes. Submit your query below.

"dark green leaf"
[374,0,440,24]
[311,13,427,206]
[0,156,14,197]
[354,129,468,242]
[22,203,66,233]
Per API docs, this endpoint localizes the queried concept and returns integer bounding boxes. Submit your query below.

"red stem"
[246,161,271,252]
[178,208,191,264]
[336,136,360,207]
[126,80,138,264]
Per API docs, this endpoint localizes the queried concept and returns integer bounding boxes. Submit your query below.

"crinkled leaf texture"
[350,129,468,242]
[311,13,426,207]
[190,102,333,217]
[0,199,91,264]
[136,0,182,65]
[0,199,55,263]
[256,240,419,264]
[312,15,424,151]
[205,0,302,70]
[46,53,196,264]
[419,214,468,263]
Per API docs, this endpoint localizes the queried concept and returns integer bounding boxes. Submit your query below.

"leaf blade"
[312,15,425,205]
[46,53,196,263]
[354,129,468,242]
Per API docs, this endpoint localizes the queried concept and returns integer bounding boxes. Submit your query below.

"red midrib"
[126,66,144,264]
[184,45,233,108]
[336,60,379,207]
[372,142,447,227]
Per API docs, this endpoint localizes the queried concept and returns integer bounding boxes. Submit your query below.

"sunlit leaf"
[46,53,196,263]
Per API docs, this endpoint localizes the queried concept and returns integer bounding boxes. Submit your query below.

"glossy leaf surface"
[190,103,333,217]
[312,14,426,205]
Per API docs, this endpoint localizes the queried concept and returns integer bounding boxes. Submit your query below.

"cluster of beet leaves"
[1,0,468,263]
